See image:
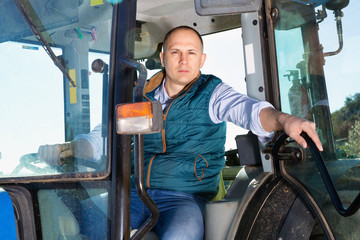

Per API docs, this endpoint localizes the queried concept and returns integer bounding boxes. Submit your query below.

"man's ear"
[159,51,165,67]
[200,53,207,68]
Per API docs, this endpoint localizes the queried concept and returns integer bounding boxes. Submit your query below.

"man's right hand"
[37,142,74,166]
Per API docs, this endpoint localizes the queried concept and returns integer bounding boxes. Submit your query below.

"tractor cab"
[0,0,360,239]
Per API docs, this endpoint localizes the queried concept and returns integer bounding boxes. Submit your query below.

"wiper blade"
[12,0,76,87]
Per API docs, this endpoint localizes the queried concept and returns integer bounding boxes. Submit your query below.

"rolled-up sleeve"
[74,124,104,161]
[209,83,275,142]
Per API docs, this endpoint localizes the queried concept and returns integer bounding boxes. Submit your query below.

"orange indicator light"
[117,102,153,119]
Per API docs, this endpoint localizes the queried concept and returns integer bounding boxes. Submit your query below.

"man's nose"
[179,53,188,64]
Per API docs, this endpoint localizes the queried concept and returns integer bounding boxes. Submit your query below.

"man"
[39,26,322,240]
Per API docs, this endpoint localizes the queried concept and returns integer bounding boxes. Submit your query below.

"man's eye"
[171,51,178,54]
[189,51,196,55]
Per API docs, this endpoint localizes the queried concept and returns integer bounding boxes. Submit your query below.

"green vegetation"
[331,93,360,158]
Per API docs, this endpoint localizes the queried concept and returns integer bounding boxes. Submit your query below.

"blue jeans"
[131,188,209,240]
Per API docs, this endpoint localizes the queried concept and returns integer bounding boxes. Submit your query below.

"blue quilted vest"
[133,71,226,199]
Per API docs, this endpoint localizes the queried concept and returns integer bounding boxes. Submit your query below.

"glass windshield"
[0,0,113,178]
[274,0,360,238]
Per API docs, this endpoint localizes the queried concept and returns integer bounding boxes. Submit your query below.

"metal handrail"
[272,132,360,217]
[120,57,148,103]
[132,135,159,240]
[300,132,360,217]
[119,57,159,240]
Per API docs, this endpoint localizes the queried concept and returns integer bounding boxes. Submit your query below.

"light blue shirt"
[155,79,274,141]
[80,78,274,160]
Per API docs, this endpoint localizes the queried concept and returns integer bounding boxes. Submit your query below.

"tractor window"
[274,0,360,239]
[202,29,248,151]
[0,1,113,179]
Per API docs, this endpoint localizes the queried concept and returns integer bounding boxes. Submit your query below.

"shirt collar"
[154,78,172,110]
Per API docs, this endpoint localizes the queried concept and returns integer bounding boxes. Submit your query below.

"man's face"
[160,29,206,90]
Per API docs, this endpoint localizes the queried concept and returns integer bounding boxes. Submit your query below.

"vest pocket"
[194,155,208,182]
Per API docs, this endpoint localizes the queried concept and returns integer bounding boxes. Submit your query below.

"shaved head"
[162,26,203,52]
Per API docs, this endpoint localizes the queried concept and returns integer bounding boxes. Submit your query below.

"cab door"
[0,0,136,239]
[269,0,360,239]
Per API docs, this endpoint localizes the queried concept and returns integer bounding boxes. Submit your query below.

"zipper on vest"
[144,73,201,155]
[146,155,156,188]
[162,84,197,153]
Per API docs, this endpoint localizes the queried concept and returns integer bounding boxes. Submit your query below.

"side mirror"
[117,58,163,135]
[116,101,163,135]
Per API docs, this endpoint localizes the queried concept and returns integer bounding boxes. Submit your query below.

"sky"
[0,43,106,172]
[319,2,360,112]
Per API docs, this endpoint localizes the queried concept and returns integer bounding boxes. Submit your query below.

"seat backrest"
[205,200,239,240]
[211,171,226,201]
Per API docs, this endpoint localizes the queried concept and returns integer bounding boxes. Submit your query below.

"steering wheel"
[14,153,103,175]
[13,153,59,174]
